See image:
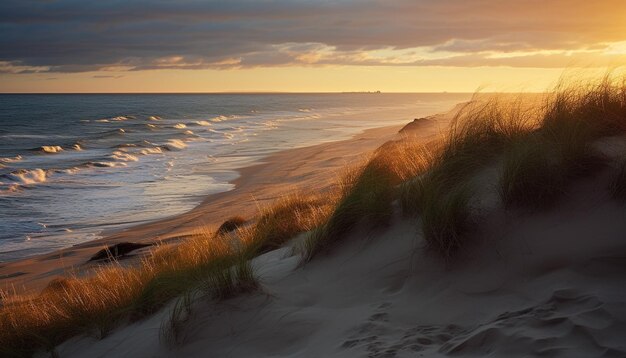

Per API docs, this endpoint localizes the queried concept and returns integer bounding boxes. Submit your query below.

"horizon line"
[0,91,546,95]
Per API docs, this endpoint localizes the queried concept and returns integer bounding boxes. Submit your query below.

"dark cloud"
[0,0,624,73]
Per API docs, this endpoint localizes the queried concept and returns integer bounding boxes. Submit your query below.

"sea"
[0,93,470,262]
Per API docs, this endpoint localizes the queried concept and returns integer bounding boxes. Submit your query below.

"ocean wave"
[87,161,128,168]
[0,155,23,163]
[36,145,64,154]
[0,183,20,195]
[100,128,126,138]
[174,123,187,129]
[183,130,195,136]
[194,120,212,126]
[72,143,83,151]
[209,115,240,122]
[165,139,187,151]
[146,123,157,129]
[148,115,161,121]
[58,167,80,175]
[110,150,139,162]
[5,168,49,185]
[139,147,164,155]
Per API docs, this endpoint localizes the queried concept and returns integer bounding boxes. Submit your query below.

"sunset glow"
[1,0,626,93]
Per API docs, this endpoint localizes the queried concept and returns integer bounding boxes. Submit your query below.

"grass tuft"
[498,138,566,209]
[420,184,474,259]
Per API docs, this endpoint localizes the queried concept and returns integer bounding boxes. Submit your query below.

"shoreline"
[0,116,446,294]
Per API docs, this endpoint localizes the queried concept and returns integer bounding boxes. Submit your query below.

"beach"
[0,101,454,294]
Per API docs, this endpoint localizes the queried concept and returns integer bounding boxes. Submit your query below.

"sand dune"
[51,132,626,357]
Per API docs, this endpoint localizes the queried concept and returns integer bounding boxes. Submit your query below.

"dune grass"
[0,190,332,357]
[0,227,257,357]
[498,137,565,208]
[301,140,427,261]
[419,185,474,258]
[240,193,335,257]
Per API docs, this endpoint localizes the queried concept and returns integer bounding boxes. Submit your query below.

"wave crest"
[0,155,22,163]
[165,139,187,151]
[110,150,139,162]
[38,145,63,154]
[6,168,48,185]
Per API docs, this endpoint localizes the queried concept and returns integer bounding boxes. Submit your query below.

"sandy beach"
[0,110,449,295]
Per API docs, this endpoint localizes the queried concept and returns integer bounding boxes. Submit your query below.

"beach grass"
[0,229,256,357]
[301,144,414,261]
[498,137,565,208]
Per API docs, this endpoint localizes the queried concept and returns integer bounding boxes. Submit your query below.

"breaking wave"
[87,161,128,168]
[110,150,139,162]
[165,139,187,151]
[37,145,64,154]
[4,168,49,185]
[0,155,22,163]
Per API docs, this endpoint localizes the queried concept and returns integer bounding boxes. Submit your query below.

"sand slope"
[55,139,626,357]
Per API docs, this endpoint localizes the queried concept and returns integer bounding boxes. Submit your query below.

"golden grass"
[0,190,330,357]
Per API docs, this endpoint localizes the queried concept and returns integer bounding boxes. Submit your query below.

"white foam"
[165,139,188,151]
[148,116,161,121]
[8,168,48,185]
[183,130,195,135]
[0,155,23,163]
[195,120,212,126]
[40,145,63,154]
[60,167,80,175]
[210,115,231,122]
[140,147,164,155]
[174,123,187,129]
[72,144,83,151]
[110,150,139,162]
[0,183,20,195]
[89,161,128,168]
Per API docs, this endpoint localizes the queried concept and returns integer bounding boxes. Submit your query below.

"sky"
[1,0,626,93]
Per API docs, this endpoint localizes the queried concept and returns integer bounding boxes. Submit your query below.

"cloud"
[1,0,625,73]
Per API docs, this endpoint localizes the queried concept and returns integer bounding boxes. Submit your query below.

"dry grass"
[0,229,256,357]
[498,137,566,209]
[301,139,429,261]
[240,193,335,257]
